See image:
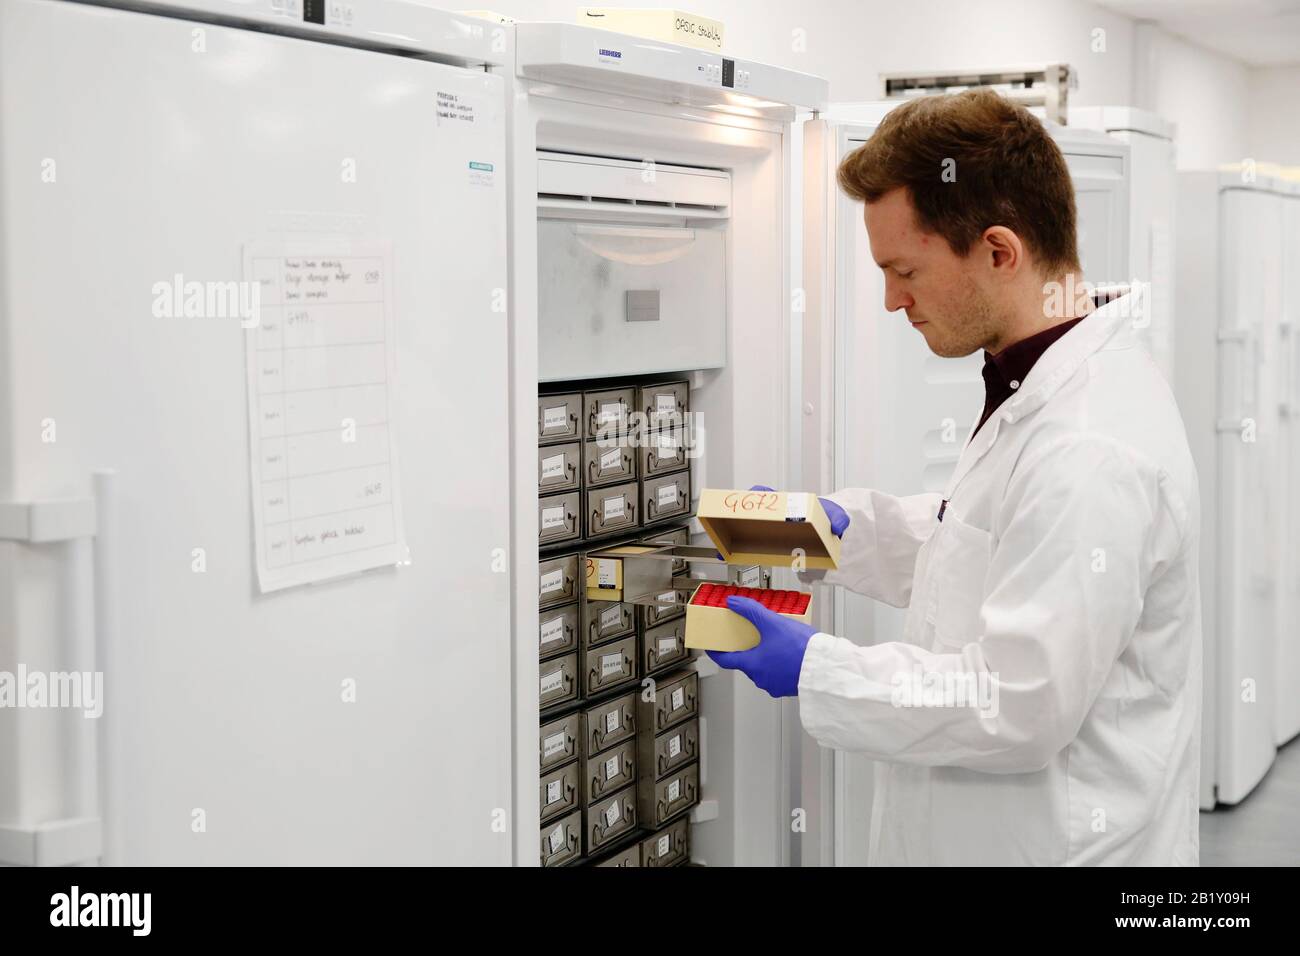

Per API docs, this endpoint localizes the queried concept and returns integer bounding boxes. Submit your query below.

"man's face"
[863,188,1000,358]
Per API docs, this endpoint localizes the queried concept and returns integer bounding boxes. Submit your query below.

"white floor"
[1200,735,1300,865]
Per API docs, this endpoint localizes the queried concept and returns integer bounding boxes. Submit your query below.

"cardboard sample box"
[684,583,813,652]
[695,489,841,570]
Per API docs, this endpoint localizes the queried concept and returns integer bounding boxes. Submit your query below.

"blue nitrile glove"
[707,596,817,698]
[714,486,850,560]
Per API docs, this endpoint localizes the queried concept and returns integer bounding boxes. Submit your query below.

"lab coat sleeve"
[796,488,942,607]
[797,435,1190,773]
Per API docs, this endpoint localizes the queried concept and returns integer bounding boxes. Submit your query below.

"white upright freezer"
[1177,170,1299,808]
[503,18,829,866]
[0,0,515,864]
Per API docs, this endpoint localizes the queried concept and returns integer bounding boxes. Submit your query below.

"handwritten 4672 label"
[721,491,780,513]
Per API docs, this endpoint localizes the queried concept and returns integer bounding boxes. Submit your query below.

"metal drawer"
[540,712,582,772]
[640,427,689,478]
[583,436,638,488]
[637,381,689,433]
[538,392,581,445]
[539,552,579,610]
[539,491,581,546]
[640,817,690,867]
[540,759,580,824]
[583,387,636,440]
[539,602,579,660]
[586,481,639,537]
[538,442,581,494]
[642,669,698,735]
[642,471,690,525]
[582,593,636,647]
[642,525,689,575]
[642,718,698,781]
[643,618,689,674]
[541,809,582,867]
[583,634,638,696]
[583,737,637,805]
[639,762,698,828]
[732,564,771,589]
[540,653,578,709]
[595,844,641,867]
[583,692,636,754]
[586,784,637,851]
[641,585,687,629]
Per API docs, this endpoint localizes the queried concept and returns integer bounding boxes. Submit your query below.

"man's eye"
[896,270,914,279]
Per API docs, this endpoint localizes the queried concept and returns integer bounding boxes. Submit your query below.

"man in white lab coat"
[710,89,1202,865]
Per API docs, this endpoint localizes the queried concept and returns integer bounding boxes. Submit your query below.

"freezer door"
[803,119,982,865]
[0,0,509,864]
[1278,195,1300,746]
[1214,188,1281,802]
[803,113,1137,862]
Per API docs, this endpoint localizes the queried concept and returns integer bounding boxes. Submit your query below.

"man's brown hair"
[837,89,1080,276]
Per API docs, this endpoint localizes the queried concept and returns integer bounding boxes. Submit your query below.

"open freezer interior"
[526,93,802,866]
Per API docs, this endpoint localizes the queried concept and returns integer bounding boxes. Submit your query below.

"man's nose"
[883,277,913,313]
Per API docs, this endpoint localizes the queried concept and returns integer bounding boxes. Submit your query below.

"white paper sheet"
[244,239,407,592]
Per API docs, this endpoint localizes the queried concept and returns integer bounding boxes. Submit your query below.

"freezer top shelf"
[514,21,829,118]
[96,0,508,67]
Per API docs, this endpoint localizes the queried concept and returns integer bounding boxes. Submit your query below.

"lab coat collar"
[942,291,1140,501]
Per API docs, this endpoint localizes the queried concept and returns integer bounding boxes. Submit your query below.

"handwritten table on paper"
[244,240,407,592]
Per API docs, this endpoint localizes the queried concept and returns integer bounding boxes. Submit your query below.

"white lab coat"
[798,294,1202,865]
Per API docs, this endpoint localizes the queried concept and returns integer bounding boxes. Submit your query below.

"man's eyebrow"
[875,258,907,270]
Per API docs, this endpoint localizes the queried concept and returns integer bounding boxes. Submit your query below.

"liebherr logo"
[50,886,151,936]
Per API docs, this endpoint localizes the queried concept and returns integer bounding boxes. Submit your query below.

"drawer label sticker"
[545,779,561,806]
[543,732,568,759]
[657,834,670,857]
[655,433,677,460]
[540,453,566,481]
[658,637,678,657]
[548,823,565,854]
[739,566,761,588]
[540,615,565,648]
[671,687,684,711]
[603,496,626,521]
[604,710,621,733]
[658,591,676,604]
[657,484,678,507]
[655,393,676,419]
[600,653,624,679]
[668,779,681,801]
[541,669,565,696]
[785,492,809,522]
[604,755,620,781]
[598,448,622,473]
[604,801,621,828]
[668,734,682,758]
[597,560,617,589]
[597,401,624,425]
[543,404,568,431]
[541,505,566,531]
[540,568,565,595]
[599,605,623,629]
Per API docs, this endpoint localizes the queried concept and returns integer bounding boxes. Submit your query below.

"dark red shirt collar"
[973,317,1085,438]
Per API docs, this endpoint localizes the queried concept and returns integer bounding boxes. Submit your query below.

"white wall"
[485,0,1260,164]
[1136,27,1251,170]
[1247,66,1300,165]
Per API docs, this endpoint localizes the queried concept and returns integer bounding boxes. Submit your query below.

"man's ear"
[981,226,1024,276]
